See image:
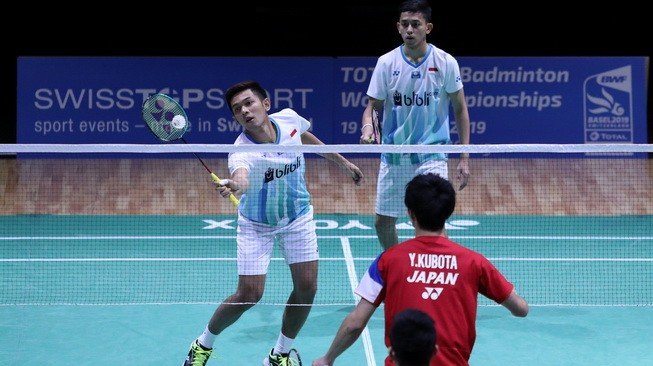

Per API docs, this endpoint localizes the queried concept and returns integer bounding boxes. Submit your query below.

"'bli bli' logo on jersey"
[393,91,431,106]
[264,156,302,183]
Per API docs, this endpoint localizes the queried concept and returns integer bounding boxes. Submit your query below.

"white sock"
[197,325,217,349]
[272,333,295,355]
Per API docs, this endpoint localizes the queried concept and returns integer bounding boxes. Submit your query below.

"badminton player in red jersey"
[313,174,528,366]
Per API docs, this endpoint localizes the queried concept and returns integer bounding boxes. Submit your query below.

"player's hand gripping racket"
[371,108,381,144]
[141,93,240,207]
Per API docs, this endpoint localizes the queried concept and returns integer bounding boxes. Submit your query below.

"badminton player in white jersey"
[183,80,363,366]
[361,0,471,250]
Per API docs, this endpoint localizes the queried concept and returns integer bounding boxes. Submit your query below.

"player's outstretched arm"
[301,131,363,185]
[312,299,377,366]
[501,289,529,317]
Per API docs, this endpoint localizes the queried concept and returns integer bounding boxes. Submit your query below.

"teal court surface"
[1,214,652,365]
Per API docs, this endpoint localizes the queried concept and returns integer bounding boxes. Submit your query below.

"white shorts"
[236,206,318,275]
[375,160,449,218]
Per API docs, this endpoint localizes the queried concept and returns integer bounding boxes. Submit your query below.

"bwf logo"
[421,287,443,300]
[583,65,633,144]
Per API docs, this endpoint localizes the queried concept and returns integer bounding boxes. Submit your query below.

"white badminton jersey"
[228,108,311,226]
[367,44,464,165]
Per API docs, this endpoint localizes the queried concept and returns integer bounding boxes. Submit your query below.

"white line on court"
[1,235,652,240]
[2,302,651,307]
[1,257,652,262]
[489,258,653,261]
[340,237,376,366]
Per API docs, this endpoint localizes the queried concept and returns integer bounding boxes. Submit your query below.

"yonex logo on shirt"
[421,287,443,300]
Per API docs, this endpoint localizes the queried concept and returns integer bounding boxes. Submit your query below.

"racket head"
[371,108,381,144]
[287,349,302,366]
[142,93,189,141]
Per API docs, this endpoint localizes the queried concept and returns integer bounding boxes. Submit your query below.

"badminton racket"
[371,107,381,144]
[287,349,302,366]
[141,93,240,207]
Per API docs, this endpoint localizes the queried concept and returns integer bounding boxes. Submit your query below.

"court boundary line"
[2,257,652,262]
[1,235,653,240]
[340,237,376,366]
[2,302,651,307]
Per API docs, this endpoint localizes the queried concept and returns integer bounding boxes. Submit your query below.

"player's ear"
[426,22,433,34]
[263,98,271,112]
[407,209,416,221]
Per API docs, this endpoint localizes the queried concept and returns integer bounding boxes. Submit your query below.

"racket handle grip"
[210,173,240,207]
[228,194,240,207]
[209,173,221,184]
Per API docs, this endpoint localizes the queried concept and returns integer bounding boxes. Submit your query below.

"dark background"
[3,1,650,143]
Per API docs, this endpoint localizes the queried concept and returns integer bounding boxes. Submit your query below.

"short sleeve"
[478,256,514,304]
[444,55,464,94]
[366,57,388,101]
[228,152,251,175]
[297,112,311,134]
[277,108,311,135]
[355,254,386,306]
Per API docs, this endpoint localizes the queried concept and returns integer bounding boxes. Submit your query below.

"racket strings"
[372,108,381,144]
[142,94,188,142]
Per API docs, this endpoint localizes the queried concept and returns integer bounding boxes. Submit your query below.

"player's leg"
[374,162,411,249]
[264,261,317,366]
[264,207,318,365]
[209,213,275,334]
[184,214,274,366]
[207,274,267,334]
[279,206,319,338]
[283,259,318,337]
[375,214,398,250]
[185,274,268,366]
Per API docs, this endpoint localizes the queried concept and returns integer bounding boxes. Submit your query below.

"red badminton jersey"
[356,236,514,366]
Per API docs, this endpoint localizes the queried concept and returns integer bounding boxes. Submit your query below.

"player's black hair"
[390,308,437,365]
[225,80,268,111]
[399,0,432,23]
[404,173,455,231]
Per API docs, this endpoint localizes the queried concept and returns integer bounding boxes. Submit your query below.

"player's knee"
[235,287,264,304]
[295,280,317,299]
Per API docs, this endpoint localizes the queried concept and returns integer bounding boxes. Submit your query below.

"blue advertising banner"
[18,56,647,149]
[334,56,648,146]
[18,57,334,145]
[459,57,647,145]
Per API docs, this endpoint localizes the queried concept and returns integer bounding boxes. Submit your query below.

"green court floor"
[1,214,652,365]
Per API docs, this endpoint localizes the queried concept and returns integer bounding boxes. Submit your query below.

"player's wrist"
[360,134,373,144]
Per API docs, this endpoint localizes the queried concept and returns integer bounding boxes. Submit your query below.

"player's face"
[230,89,271,130]
[397,12,432,48]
